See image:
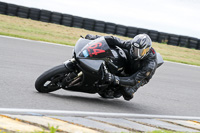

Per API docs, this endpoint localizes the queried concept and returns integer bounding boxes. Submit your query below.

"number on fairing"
[87,42,105,56]
[88,42,102,49]
[92,49,105,55]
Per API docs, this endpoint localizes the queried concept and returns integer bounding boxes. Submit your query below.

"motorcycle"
[35,37,164,98]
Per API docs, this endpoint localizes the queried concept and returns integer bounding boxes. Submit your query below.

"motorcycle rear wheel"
[35,64,69,93]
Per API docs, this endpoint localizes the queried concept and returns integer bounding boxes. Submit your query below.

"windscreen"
[79,37,113,58]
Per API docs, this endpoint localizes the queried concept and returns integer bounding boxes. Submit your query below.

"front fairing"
[74,37,114,75]
[76,37,114,59]
[74,38,91,57]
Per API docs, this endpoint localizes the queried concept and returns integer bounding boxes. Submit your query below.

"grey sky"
[1,0,200,38]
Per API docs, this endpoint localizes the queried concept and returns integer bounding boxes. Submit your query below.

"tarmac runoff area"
[0,108,200,132]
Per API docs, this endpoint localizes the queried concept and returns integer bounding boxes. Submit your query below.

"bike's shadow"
[37,91,157,114]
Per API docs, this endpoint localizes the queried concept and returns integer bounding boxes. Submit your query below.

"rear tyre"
[35,64,69,93]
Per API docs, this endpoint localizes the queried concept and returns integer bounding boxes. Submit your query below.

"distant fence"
[0,1,199,50]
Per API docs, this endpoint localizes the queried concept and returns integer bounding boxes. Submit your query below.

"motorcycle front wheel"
[35,64,70,93]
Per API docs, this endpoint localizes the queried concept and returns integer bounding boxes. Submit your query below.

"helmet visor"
[133,46,150,59]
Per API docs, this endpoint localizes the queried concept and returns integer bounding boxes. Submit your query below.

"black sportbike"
[35,37,164,98]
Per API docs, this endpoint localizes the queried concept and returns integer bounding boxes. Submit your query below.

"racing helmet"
[130,34,152,60]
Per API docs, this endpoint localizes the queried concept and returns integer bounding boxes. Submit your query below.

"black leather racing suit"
[85,34,157,99]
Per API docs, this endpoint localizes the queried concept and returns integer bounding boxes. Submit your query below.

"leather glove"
[105,73,120,85]
[85,34,101,40]
[85,34,93,39]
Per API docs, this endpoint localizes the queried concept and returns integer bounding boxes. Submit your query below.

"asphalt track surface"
[0,36,200,117]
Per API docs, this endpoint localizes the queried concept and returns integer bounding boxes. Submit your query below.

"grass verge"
[0,14,200,66]
[0,124,58,133]
[0,130,196,133]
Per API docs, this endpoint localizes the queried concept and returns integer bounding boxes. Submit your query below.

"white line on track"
[0,35,73,48]
[164,60,200,68]
[0,35,199,68]
[0,108,200,120]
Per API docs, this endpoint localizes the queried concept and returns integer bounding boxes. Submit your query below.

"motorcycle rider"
[85,34,157,101]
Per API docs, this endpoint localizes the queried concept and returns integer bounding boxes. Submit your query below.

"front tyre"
[35,64,70,93]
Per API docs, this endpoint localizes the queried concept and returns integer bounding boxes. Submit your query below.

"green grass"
[0,124,59,133]
[0,14,200,66]
[147,130,196,133]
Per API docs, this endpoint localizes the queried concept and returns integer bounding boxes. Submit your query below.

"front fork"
[63,58,76,71]
[63,58,83,87]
